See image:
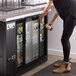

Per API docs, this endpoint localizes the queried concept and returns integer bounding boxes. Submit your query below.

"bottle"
[45,24,53,31]
[0,0,2,8]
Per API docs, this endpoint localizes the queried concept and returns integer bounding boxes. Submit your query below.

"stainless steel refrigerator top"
[23,0,49,6]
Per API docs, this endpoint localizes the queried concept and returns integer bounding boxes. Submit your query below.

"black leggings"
[61,14,76,62]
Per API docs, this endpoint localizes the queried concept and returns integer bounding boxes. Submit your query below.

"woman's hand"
[39,16,43,23]
[46,22,53,26]
[45,22,53,31]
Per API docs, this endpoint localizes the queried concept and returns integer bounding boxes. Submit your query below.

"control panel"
[6,22,17,76]
[8,55,16,62]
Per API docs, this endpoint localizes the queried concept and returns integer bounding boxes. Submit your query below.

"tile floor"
[21,54,76,76]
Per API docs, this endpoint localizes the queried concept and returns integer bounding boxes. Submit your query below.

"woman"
[39,0,76,73]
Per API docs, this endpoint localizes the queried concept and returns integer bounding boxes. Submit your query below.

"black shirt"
[53,0,76,19]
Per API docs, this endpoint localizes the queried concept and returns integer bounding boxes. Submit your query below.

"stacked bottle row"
[0,0,22,8]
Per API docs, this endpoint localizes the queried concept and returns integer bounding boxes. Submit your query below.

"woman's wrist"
[47,22,53,26]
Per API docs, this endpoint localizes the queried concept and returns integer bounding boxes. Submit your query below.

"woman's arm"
[48,12,58,25]
[45,12,58,31]
[39,0,53,23]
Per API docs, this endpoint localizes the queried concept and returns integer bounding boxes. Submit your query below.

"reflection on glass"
[40,18,44,56]
[25,18,32,64]
[25,18,39,64]
[17,23,23,67]
[32,20,39,60]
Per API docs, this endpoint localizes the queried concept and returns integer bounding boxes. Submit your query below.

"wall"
[48,7,76,59]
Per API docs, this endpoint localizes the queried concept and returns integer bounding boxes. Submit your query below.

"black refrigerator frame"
[16,14,48,74]
[0,14,48,76]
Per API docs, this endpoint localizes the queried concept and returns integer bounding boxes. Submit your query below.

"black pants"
[61,14,76,62]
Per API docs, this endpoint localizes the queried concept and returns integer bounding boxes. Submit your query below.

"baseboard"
[48,49,76,59]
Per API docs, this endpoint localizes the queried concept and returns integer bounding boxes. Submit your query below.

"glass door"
[25,18,33,64]
[25,17,39,64]
[32,19,39,60]
[17,22,23,67]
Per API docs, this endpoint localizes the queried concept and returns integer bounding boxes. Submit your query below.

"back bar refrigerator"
[0,14,48,76]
